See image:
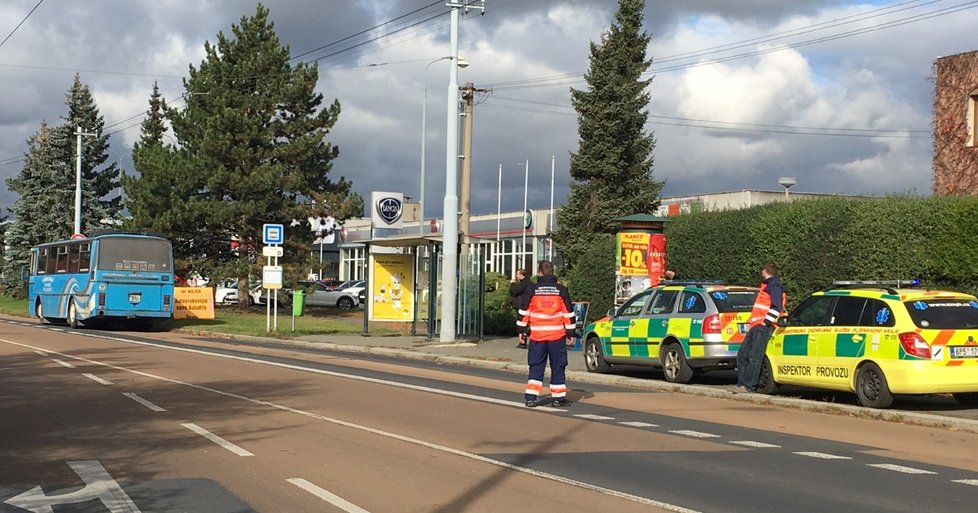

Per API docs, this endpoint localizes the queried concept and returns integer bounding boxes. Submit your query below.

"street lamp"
[778,176,797,199]
[420,55,468,234]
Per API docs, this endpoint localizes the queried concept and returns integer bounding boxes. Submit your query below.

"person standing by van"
[734,261,786,393]
[509,269,531,348]
[516,261,576,407]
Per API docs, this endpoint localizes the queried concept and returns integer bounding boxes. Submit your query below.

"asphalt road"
[1,319,977,513]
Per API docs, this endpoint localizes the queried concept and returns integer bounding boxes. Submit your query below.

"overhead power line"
[0,0,44,51]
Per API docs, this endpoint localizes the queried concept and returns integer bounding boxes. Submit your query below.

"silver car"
[300,280,363,310]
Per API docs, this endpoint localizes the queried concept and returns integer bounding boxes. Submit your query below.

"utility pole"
[459,81,490,256]
[74,126,96,236]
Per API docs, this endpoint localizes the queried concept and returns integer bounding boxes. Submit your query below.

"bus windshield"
[97,237,171,272]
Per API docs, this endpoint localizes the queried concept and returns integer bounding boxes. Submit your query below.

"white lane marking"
[574,414,615,421]
[953,479,978,486]
[3,460,141,513]
[619,421,658,428]
[181,423,254,457]
[52,358,76,368]
[34,349,48,356]
[867,463,936,475]
[82,373,113,385]
[669,430,721,439]
[794,452,851,460]
[22,333,568,415]
[287,478,371,513]
[50,328,65,332]
[0,339,701,513]
[122,392,166,412]
[729,441,781,448]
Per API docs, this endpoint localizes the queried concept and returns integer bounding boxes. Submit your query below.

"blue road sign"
[263,223,285,245]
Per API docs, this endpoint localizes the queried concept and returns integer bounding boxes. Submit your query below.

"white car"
[214,279,262,306]
[300,280,363,310]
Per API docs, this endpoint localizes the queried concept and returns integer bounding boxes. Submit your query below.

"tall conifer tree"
[123,5,359,297]
[553,0,662,270]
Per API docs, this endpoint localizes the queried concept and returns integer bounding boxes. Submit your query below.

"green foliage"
[565,234,617,321]
[123,5,361,294]
[553,0,662,270]
[666,196,978,302]
[3,76,121,296]
[481,272,519,335]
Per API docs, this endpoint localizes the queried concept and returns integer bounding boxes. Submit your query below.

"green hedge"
[665,195,978,303]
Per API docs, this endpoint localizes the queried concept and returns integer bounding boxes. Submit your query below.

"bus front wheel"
[67,302,80,329]
[36,301,49,325]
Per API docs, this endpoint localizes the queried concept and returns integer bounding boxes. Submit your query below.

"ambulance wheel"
[67,302,80,329]
[855,362,893,409]
[661,342,693,384]
[953,393,978,407]
[756,356,779,395]
[584,337,610,373]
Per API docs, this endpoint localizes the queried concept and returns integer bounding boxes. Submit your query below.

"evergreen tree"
[62,74,123,230]
[123,4,360,297]
[553,0,662,270]
[2,76,121,295]
[2,124,67,295]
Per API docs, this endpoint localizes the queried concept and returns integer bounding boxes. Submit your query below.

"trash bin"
[292,289,305,316]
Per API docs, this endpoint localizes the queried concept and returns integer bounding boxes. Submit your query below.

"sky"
[0,0,974,222]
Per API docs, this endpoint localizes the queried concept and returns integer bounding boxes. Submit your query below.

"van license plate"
[129,293,141,303]
[950,346,978,358]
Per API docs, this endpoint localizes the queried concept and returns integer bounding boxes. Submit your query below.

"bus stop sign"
[263,224,284,245]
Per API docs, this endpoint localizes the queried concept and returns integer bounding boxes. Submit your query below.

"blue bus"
[28,232,175,327]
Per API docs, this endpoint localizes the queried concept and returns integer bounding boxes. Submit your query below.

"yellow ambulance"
[760,281,978,408]
[583,282,759,383]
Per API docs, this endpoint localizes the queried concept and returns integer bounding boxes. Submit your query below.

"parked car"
[759,280,978,408]
[582,281,759,383]
[299,280,363,310]
[214,279,263,306]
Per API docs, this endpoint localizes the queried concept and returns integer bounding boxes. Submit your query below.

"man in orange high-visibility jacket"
[734,261,786,393]
[516,260,576,407]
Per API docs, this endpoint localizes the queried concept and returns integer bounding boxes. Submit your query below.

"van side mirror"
[777,315,790,327]
[607,307,617,318]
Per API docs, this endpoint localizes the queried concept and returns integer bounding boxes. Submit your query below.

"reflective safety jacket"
[748,276,786,328]
[516,275,576,342]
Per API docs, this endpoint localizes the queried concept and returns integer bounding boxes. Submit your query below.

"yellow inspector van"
[758,281,978,408]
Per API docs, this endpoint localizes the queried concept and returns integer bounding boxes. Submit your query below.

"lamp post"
[420,56,468,234]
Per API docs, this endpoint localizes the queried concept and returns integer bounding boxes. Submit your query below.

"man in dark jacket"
[509,269,531,348]
[516,261,576,407]
[734,261,786,393]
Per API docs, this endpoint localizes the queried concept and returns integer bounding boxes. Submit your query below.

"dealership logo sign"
[376,196,403,225]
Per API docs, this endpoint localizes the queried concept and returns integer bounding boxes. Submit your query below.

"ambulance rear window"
[904,300,978,329]
[710,290,758,312]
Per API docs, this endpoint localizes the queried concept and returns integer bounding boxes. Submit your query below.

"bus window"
[98,237,171,272]
[67,244,81,273]
[56,245,69,273]
[45,248,57,275]
[79,243,91,272]
[36,248,47,275]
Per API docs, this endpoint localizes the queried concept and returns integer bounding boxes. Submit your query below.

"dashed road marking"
[669,430,720,439]
[181,423,254,457]
[122,392,165,412]
[729,441,780,448]
[794,452,851,460]
[82,373,113,385]
[34,349,48,356]
[867,463,936,475]
[287,478,371,513]
[52,358,76,368]
[574,414,615,421]
[953,479,978,486]
[619,421,659,428]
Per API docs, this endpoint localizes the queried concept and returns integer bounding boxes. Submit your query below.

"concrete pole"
[440,5,462,342]
[459,82,474,256]
[74,127,83,236]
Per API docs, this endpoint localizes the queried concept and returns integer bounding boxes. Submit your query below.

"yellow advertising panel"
[617,232,650,276]
[370,254,414,321]
[174,287,215,319]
